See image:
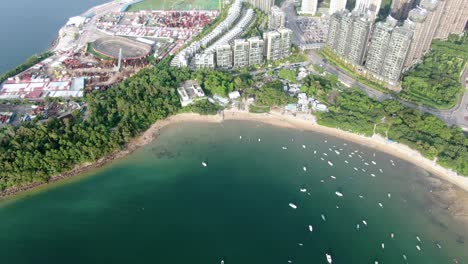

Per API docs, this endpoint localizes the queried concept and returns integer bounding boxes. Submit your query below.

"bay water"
[0,121,467,263]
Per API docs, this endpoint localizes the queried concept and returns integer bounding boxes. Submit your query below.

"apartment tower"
[329,0,347,15]
[434,0,468,39]
[269,6,286,29]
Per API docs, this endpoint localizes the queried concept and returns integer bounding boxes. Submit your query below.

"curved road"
[281,0,468,130]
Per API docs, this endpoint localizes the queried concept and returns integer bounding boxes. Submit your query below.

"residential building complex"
[247,0,274,12]
[194,52,215,69]
[327,10,372,65]
[354,0,382,19]
[365,17,413,84]
[390,0,415,20]
[216,45,233,69]
[269,6,286,29]
[403,0,444,69]
[329,0,348,15]
[233,39,250,67]
[248,37,265,65]
[300,0,318,15]
[264,28,292,61]
[434,0,468,39]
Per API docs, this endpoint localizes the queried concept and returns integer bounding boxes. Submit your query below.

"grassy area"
[126,0,219,11]
[318,48,390,94]
[249,104,270,113]
[400,34,467,110]
[87,43,113,60]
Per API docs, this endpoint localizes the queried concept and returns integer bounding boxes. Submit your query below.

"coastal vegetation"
[0,52,53,83]
[278,69,297,83]
[317,88,468,175]
[400,34,468,110]
[0,59,182,191]
[318,48,390,93]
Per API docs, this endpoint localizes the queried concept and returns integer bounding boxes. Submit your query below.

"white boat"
[356,224,360,230]
[239,136,242,139]
[326,253,332,264]
[362,220,368,226]
[302,145,306,149]
[358,195,364,199]
[321,214,326,221]
[314,150,317,154]
[303,166,307,172]
[330,176,336,180]
[298,243,303,246]
[335,191,343,197]
[221,260,224,264]
[416,245,421,251]
[323,153,328,156]
[378,203,383,208]
[300,188,307,192]
[258,138,261,142]
[353,167,358,171]
[309,225,313,232]
[381,243,385,249]
[371,173,376,177]
[282,147,288,150]
[202,162,207,167]
[348,154,352,158]
[416,236,421,242]
[379,168,383,173]
[364,162,369,166]
[387,193,392,198]
[289,203,297,209]
[345,160,349,163]
[390,233,395,239]
[436,243,442,249]
[372,161,376,165]
[335,150,340,155]
[320,157,325,161]
[328,161,334,166]
[403,254,407,261]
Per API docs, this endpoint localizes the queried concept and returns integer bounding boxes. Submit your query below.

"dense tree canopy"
[0,59,182,190]
[400,34,468,109]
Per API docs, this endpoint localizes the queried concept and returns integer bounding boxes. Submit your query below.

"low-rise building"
[177,82,206,107]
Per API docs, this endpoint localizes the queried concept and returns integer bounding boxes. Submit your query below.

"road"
[280,0,468,131]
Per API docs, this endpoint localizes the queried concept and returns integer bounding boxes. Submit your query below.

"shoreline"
[1,110,468,200]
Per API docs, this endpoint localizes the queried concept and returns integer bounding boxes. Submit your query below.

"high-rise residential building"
[233,39,250,67]
[365,17,397,74]
[326,11,372,66]
[380,22,413,84]
[263,31,282,61]
[327,12,342,47]
[403,0,444,68]
[194,52,215,69]
[365,16,413,84]
[354,0,382,19]
[390,0,415,20]
[334,11,354,56]
[269,6,286,29]
[300,0,318,15]
[329,0,347,15]
[434,0,468,39]
[248,37,265,65]
[347,14,373,65]
[216,45,233,68]
[278,28,293,59]
[328,0,347,15]
[247,0,274,12]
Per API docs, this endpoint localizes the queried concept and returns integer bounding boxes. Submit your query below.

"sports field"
[126,0,219,11]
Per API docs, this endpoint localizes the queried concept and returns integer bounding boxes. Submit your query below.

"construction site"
[0,0,223,126]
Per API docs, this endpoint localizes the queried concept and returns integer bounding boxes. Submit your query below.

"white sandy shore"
[142,110,468,194]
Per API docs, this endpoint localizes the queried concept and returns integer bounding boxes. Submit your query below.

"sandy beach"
[2,110,468,222]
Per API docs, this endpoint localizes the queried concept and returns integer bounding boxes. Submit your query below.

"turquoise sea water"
[0,121,467,264]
